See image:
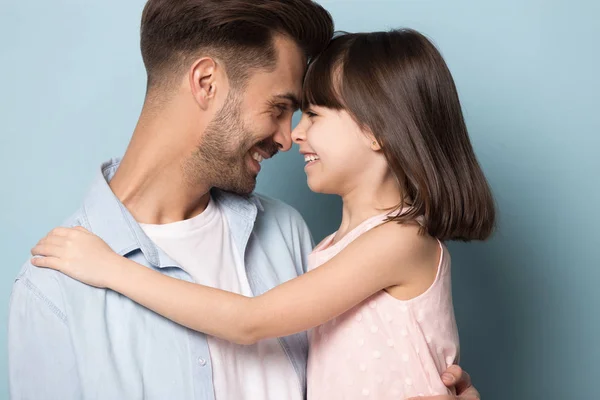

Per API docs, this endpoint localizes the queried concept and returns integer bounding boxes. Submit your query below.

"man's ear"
[189,57,218,110]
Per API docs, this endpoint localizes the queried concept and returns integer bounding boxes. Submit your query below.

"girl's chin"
[306,176,337,195]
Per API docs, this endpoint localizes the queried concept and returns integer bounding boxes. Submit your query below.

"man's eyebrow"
[274,93,301,110]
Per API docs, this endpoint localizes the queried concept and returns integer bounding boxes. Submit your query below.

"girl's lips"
[304,159,320,170]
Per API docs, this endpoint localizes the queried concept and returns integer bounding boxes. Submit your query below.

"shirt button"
[198,357,207,366]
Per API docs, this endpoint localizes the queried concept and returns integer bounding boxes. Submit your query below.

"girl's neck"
[333,176,403,244]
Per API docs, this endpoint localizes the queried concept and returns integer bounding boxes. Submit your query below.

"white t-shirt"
[140,197,302,400]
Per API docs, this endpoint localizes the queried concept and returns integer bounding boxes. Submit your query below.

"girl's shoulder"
[361,218,435,254]
[355,220,441,284]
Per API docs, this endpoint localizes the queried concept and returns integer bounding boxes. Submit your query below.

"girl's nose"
[291,113,311,143]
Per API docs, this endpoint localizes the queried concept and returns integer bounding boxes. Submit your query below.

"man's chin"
[215,177,256,197]
[222,189,255,198]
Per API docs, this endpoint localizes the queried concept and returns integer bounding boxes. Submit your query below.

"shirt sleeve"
[8,277,82,400]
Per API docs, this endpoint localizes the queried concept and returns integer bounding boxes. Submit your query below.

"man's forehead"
[244,36,305,107]
[269,36,305,104]
[268,63,304,107]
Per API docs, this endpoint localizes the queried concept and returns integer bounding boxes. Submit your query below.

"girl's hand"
[30,226,121,289]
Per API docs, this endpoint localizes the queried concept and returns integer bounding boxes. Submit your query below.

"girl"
[32,29,495,399]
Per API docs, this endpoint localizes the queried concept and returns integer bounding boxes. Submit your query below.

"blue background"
[1,1,599,398]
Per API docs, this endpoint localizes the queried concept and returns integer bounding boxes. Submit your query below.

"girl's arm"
[31,223,428,344]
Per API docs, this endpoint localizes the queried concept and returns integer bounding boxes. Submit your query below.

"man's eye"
[274,105,288,117]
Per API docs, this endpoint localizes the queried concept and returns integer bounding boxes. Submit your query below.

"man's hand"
[407,365,480,400]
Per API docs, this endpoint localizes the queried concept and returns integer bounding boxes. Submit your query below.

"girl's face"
[291,105,384,195]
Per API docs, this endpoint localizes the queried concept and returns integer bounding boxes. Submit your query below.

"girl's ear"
[360,126,382,151]
[370,138,382,151]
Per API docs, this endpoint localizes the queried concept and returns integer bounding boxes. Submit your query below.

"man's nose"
[273,117,294,152]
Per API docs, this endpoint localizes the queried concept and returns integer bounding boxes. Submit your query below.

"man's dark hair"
[140,0,334,90]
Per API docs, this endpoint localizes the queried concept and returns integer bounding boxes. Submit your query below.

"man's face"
[188,35,306,195]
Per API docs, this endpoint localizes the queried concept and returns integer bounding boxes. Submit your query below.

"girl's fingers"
[47,227,72,237]
[39,235,69,248]
[38,226,88,247]
[30,256,63,271]
[37,236,53,246]
[31,244,63,258]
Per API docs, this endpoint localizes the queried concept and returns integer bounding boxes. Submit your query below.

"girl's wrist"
[104,254,129,290]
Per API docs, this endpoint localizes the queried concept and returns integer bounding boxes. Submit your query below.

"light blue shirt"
[8,158,315,400]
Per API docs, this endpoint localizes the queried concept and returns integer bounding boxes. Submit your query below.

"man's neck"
[109,155,211,225]
[109,104,212,225]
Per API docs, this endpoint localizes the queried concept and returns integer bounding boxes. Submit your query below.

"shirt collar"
[80,158,261,268]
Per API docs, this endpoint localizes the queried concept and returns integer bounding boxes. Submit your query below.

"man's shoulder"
[13,209,89,316]
[14,260,71,320]
[250,193,314,254]
[254,193,302,218]
[252,193,309,230]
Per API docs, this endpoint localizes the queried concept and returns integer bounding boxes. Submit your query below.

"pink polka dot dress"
[306,213,460,399]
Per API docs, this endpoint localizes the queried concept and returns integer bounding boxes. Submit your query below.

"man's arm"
[8,275,82,399]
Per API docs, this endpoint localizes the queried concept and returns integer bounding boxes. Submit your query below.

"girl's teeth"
[304,154,320,162]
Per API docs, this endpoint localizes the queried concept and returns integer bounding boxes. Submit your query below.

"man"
[8,0,479,399]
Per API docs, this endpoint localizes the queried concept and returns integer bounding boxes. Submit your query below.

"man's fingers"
[406,385,480,400]
[451,368,480,400]
[30,256,62,271]
[455,370,473,394]
[441,364,463,386]
[457,383,480,400]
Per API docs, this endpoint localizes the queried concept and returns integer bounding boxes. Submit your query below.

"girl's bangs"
[302,33,355,111]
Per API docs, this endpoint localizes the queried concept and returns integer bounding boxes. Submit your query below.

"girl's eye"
[305,110,317,118]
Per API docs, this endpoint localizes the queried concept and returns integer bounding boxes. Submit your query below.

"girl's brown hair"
[303,29,495,241]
